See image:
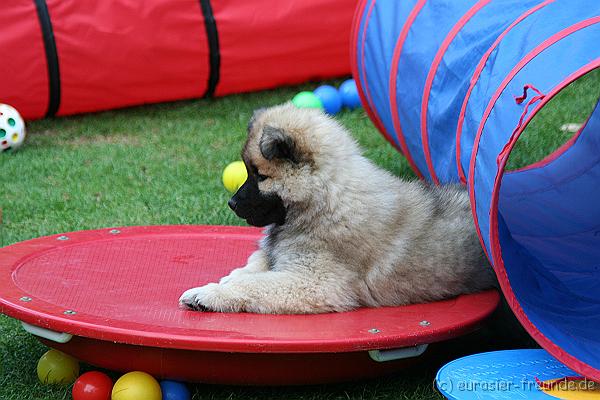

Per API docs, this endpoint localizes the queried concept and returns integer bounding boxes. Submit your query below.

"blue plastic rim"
[435,349,579,400]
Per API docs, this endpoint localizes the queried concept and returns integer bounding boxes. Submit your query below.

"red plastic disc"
[0,225,498,353]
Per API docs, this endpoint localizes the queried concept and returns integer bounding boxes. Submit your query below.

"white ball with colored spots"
[0,104,26,152]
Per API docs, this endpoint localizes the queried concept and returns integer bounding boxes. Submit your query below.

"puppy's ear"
[260,125,296,162]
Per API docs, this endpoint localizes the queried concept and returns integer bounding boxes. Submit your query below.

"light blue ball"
[314,85,342,115]
[339,79,362,110]
[160,380,191,400]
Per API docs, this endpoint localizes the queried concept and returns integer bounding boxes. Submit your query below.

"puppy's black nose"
[228,198,237,211]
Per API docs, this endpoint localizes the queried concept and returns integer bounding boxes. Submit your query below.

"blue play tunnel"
[351,0,600,381]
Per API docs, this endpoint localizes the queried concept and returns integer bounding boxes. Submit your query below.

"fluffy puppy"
[179,103,496,313]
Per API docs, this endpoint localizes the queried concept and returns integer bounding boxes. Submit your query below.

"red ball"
[72,371,113,400]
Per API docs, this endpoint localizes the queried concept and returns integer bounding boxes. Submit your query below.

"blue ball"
[160,380,191,400]
[339,79,362,110]
[313,85,342,115]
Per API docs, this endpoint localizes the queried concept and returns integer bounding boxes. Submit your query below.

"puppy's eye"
[257,174,268,182]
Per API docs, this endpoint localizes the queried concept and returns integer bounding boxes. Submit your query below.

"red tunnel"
[0,0,356,120]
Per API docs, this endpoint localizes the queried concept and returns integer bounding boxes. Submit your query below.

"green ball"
[37,349,79,385]
[292,91,323,109]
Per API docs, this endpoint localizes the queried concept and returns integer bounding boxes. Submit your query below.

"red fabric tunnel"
[0,0,357,120]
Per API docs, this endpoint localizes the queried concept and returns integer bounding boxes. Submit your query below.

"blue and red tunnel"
[352,0,600,381]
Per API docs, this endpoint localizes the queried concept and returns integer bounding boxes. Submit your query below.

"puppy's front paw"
[179,285,211,311]
[178,283,245,312]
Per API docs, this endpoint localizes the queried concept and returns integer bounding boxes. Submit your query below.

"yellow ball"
[111,371,162,400]
[222,161,248,193]
[36,349,80,385]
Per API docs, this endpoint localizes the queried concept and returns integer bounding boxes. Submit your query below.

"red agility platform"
[0,226,499,385]
[0,1,356,120]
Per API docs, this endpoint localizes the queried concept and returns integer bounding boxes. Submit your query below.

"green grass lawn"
[0,70,598,400]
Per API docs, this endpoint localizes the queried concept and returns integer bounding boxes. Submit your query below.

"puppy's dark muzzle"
[227,177,286,227]
[228,195,250,219]
[228,198,238,211]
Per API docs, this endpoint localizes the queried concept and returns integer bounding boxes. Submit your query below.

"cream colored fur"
[179,103,497,313]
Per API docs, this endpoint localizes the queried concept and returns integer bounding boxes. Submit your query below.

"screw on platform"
[63,310,77,315]
[109,229,121,234]
[419,320,431,327]
[368,328,381,334]
[19,296,32,302]
[57,235,69,241]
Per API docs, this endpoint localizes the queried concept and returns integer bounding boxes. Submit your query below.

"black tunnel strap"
[199,0,220,97]
[33,0,60,117]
